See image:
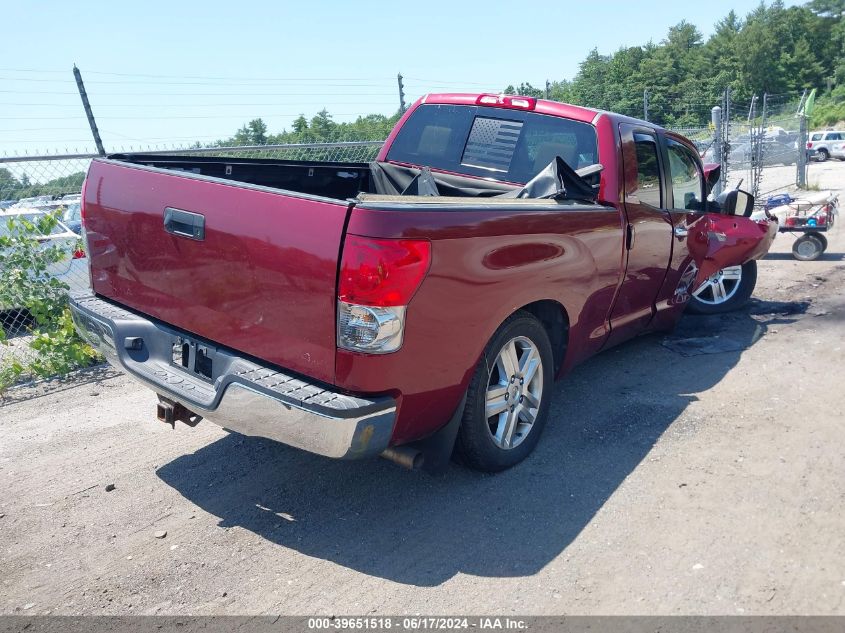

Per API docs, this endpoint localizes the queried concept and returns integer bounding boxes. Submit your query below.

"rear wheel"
[817,148,830,162]
[455,312,554,472]
[687,260,757,314]
[810,231,828,252]
[792,234,824,261]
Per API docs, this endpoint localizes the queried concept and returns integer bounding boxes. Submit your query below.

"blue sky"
[0,0,797,154]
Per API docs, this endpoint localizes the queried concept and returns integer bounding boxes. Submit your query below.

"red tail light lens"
[806,142,813,149]
[339,235,431,307]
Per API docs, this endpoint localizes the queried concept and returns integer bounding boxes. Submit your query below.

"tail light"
[475,94,537,110]
[337,235,431,353]
[807,142,813,149]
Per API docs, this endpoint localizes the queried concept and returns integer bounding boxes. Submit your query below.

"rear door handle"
[164,207,205,241]
[674,226,688,238]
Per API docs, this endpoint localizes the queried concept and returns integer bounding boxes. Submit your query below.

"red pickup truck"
[70,93,776,472]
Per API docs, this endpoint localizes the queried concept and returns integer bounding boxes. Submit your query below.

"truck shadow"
[764,252,844,261]
[156,299,807,587]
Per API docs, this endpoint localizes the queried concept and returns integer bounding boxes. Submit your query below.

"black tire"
[455,311,554,472]
[809,231,828,252]
[686,260,758,315]
[817,148,829,162]
[792,234,824,261]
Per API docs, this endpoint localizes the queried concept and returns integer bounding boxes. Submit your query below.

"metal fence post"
[797,114,808,188]
[721,88,731,193]
[711,106,723,196]
[72,65,106,156]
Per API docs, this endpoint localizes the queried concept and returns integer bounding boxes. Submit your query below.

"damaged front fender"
[688,214,778,286]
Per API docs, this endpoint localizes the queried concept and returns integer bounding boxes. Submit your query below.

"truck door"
[653,135,777,324]
[604,124,673,347]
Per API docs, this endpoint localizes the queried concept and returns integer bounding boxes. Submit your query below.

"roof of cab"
[419,93,668,133]
[421,93,602,125]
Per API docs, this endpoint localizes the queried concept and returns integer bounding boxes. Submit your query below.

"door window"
[633,133,662,208]
[666,139,704,211]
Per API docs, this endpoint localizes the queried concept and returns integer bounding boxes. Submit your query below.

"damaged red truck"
[70,93,777,472]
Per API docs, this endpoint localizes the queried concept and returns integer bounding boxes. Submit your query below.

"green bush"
[810,89,845,128]
[0,210,99,390]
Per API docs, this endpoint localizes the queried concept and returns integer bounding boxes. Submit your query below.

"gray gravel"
[1,164,844,616]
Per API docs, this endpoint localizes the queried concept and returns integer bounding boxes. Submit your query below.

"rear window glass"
[811,133,823,141]
[386,104,598,184]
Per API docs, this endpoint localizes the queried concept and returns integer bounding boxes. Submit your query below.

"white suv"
[808,130,845,161]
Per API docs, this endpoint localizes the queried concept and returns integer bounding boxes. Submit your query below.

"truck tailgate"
[84,159,349,384]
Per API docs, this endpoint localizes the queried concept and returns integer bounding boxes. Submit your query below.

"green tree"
[233,118,269,145]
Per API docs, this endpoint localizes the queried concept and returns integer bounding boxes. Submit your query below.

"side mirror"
[712,188,754,217]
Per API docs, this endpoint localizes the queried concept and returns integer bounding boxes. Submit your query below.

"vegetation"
[505,0,844,127]
[217,111,401,147]
[0,169,85,203]
[0,212,98,390]
[214,0,843,144]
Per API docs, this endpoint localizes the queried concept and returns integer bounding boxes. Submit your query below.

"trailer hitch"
[156,396,203,428]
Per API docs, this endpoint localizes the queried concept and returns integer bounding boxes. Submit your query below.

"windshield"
[386,104,599,184]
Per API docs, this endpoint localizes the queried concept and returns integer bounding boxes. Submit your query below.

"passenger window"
[633,133,662,208]
[666,139,704,211]
[827,133,842,141]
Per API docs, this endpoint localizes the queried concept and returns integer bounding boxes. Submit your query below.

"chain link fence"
[700,92,812,204]
[0,95,822,385]
[0,141,383,385]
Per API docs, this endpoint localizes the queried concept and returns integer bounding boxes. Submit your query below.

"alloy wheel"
[692,265,742,305]
[485,336,544,449]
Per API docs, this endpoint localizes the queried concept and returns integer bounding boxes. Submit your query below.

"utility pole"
[73,64,105,156]
[643,89,649,121]
[397,73,406,114]
[545,80,550,100]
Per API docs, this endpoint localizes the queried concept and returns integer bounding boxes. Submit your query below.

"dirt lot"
[1,162,844,616]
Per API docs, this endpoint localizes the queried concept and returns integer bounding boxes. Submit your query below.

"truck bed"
[109,154,520,201]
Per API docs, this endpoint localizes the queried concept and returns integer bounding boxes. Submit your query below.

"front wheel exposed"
[455,312,554,472]
[687,260,758,314]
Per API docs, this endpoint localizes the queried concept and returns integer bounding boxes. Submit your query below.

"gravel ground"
[1,164,843,616]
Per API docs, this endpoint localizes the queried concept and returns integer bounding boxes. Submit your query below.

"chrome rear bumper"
[69,293,396,459]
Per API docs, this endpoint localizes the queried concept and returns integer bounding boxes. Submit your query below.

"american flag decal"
[461,117,523,172]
